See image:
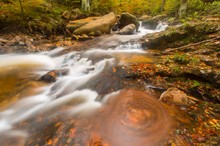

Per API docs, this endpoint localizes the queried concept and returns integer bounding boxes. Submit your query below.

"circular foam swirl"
[91,89,173,146]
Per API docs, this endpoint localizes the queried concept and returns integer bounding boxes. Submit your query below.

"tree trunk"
[81,0,90,11]
[161,0,166,12]
[178,0,187,18]
[18,0,25,21]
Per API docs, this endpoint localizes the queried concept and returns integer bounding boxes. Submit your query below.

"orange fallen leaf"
[47,139,53,145]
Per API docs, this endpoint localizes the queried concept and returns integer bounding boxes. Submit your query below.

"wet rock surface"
[117,24,136,35]
[118,13,140,32]
[40,69,69,83]
[141,14,167,30]
[141,22,219,49]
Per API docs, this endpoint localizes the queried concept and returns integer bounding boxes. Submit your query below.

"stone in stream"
[118,13,140,32]
[40,69,69,83]
[141,14,167,30]
[141,22,219,49]
[66,17,99,32]
[73,12,117,35]
[160,88,198,106]
[117,24,136,35]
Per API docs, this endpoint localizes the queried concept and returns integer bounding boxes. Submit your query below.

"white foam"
[0,54,55,69]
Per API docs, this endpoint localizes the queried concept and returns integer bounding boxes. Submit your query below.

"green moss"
[171,65,181,74]
[173,54,190,64]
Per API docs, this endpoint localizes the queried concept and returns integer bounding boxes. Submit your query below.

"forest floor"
[120,15,220,145]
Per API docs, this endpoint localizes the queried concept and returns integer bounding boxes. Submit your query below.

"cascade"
[0,23,170,146]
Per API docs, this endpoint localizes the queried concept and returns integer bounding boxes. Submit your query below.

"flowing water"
[0,23,172,146]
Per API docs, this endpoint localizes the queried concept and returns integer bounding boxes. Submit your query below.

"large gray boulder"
[117,24,136,35]
[73,12,117,35]
[118,13,140,32]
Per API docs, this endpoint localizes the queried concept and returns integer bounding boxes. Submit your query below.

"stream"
[0,24,172,146]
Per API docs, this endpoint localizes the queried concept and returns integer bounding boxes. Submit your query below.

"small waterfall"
[117,43,142,50]
[139,21,143,28]
[156,22,168,31]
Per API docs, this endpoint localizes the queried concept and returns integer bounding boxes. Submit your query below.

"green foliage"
[192,80,201,87]
[1,0,220,32]
[90,0,163,15]
[188,0,204,12]
[171,65,181,74]
[191,57,200,65]
[0,0,69,33]
[173,54,190,64]
[164,0,180,16]
[89,0,220,16]
[203,1,220,14]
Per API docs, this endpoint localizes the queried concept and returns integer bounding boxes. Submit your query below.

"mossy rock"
[142,22,219,49]
[142,14,167,29]
[118,13,140,31]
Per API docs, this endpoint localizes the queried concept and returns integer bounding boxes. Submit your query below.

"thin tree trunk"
[178,0,187,18]
[18,0,25,21]
[161,0,166,12]
[81,0,90,11]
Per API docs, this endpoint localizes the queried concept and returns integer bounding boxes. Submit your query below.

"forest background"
[0,0,219,32]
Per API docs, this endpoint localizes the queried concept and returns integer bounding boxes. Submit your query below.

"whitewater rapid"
[0,23,171,146]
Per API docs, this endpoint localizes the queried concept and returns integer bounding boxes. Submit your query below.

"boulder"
[118,13,140,31]
[142,14,167,29]
[73,12,117,35]
[117,24,136,35]
[160,88,198,106]
[141,22,219,49]
[111,22,119,31]
[88,30,102,37]
[66,17,99,32]
[142,19,158,30]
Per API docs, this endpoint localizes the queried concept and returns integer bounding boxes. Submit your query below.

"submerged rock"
[40,69,69,83]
